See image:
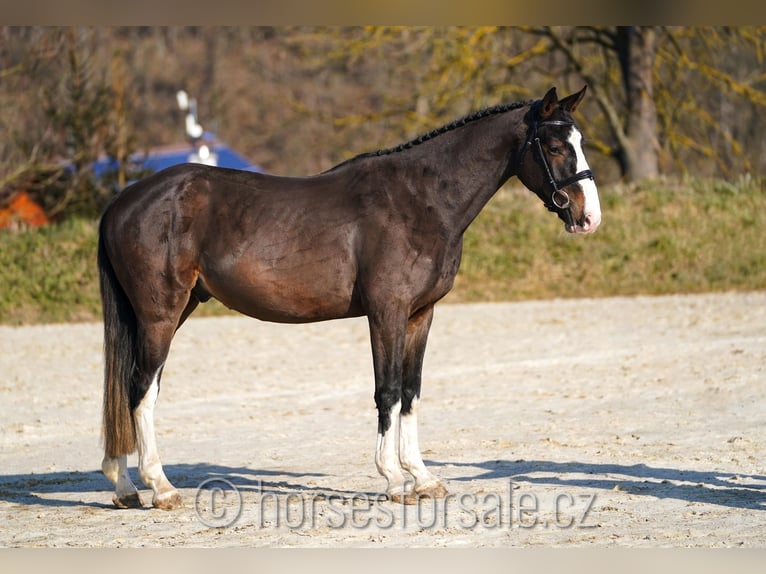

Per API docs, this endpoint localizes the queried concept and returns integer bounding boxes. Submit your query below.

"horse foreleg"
[368,310,413,501]
[399,398,448,500]
[375,400,413,501]
[134,369,182,510]
[102,454,143,508]
[398,305,448,502]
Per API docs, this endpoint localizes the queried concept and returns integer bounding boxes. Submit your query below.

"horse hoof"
[389,491,420,505]
[113,492,144,509]
[153,491,183,510]
[416,482,449,500]
[388,482,448,505]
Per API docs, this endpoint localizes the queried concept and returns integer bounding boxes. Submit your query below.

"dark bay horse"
[98,86,600,509]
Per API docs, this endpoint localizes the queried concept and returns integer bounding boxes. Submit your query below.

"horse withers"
[98,86,600,509]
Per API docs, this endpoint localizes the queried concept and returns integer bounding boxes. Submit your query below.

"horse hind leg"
[134,362,182,510]
[104,348,184,510]
[127,306,198,510]
[102,454,143,508]
[100,213,201,509]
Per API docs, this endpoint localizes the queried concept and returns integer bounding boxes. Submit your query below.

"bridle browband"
[518,105,594,223]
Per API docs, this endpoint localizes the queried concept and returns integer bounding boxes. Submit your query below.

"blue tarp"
[92,137,263,184]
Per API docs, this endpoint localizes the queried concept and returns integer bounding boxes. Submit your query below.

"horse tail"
[98,215,137,457]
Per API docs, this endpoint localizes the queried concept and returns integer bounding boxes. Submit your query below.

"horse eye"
[549,145,562,155]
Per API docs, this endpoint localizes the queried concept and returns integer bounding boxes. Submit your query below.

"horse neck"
[411,106,527,233]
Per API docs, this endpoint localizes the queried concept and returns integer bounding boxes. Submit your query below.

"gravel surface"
[1,292,764,547]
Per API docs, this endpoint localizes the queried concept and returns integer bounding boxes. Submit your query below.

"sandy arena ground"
[0,292,764,547]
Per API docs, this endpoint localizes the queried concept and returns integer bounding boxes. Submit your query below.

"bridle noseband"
[518,108,594,223]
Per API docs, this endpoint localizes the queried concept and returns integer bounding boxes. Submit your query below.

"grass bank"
[1,178,764,325]
[450,177,766,302]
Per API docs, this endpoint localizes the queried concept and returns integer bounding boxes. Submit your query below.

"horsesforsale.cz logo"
[192,478,597,530]
[194,478,243,528]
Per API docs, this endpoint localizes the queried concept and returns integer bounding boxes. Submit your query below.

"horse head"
[517,86,601,234]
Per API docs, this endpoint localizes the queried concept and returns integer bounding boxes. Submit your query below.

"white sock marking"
[102,454,139,500]
[375,400,408,494]
[134,369,177,501]
[399,398,438,489]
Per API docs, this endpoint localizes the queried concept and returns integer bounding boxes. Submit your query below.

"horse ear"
[559,85,587,113]
[539,87,558,120]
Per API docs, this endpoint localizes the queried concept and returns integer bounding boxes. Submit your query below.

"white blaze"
[568,128,601,232]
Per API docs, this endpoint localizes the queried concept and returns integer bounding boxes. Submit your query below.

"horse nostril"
[582,212,600,232]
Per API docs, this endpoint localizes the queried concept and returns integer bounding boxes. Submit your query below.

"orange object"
[0,191,49,229]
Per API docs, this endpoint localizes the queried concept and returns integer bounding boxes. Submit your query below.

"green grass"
[450,177,766,302]
[1,177,764,324]
[0,218,100,324]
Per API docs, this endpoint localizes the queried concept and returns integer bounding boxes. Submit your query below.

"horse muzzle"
[565,209,600,234]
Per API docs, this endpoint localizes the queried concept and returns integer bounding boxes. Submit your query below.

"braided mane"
[326,99,533,172]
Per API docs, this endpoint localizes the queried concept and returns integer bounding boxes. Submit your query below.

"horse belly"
[200,251,362,324]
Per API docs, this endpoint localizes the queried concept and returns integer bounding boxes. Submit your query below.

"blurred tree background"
[1,26,764,221]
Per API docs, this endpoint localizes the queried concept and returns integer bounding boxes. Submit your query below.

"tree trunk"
[616,26,659,180]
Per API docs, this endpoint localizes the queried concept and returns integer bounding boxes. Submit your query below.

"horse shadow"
[0,463,363,510]
[1,459,763,511]
[426,458,766,511]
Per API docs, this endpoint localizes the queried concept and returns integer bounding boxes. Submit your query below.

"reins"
[518,104,594,226]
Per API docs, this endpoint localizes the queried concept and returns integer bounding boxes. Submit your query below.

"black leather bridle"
[518,109,595,225]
